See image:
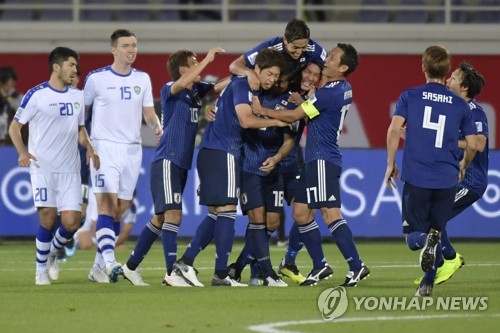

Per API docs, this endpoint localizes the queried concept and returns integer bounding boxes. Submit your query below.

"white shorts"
[90,140,142,200]
[80,187,98,232]
[30,173,82,212]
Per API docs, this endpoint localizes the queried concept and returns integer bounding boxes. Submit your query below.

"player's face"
[112,36,138,66]
[322,47,345,78]
[300,62,321,92]
[284,38,308,60]
[256,66,281,90]
[446,68,463,94]
[58,56,78,86]
[186,56,201,82]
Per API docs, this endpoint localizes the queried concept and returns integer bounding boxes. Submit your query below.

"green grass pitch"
[1,240,499,333]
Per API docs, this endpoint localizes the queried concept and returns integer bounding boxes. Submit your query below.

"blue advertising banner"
[1,147,499,238]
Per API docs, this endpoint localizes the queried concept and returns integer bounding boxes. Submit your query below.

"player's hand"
[86,146,100,171]
[206,47,226,62]
[458,159,466,182]
[385,162,399,189]
[288,92,304,105]
[247,71,260,91]
[251,96,263,115]
[155,128,163,145]
[18,151,36,167]
[259,156,278,174]
[205,104,216,122]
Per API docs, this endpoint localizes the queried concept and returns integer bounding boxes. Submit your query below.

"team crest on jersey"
[241,193,248,205]
[74,102,81,110]
[134,86,141,95]
[174,193,181,204]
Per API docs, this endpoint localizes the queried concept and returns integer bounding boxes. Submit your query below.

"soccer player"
[385,45,478,297]
[120,47,226,287]
[175,48,289,287]
[414,61,488,286]
[229,19,326,91]
[84,29,162,283]
[252,44,370,287]
[8,47,99,285]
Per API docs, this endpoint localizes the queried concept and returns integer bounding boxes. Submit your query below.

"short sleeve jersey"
[301,80,353,167]
[394,83,476,189]
[14,82,84,174]
[199,76,252,159]
[83,66,154,144]
[152,81,213,170]
[460,99,489,196]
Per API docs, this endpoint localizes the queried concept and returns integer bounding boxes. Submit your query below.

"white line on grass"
[247,313,500,333]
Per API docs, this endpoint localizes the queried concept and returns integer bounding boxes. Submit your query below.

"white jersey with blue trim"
[84,66,154,144]
[14,82,85,174]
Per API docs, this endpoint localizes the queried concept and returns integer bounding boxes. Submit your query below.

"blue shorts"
[402,182,456,234]
[305,160,342,209]
[150,159,188,214]
[447,186,481,222]
[290,168,308,205]
[240,171,284,214]
[197,148,240,206]
[282,163,301,206]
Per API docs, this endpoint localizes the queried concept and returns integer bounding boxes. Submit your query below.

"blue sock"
[247,223,273,278]
[299,220,326,270]
[285,223,303,264]
[214,211,236,278]
[162,222,179,274]
[95,214,115,253]
[113,221,121,237]
[422,241,443,286]
[183,212,216,265]
[234,225,252,270]
[36,226,53,266]
[406,231,428,251]
[51,226,74,252]
[328,219,362,271]
[127,220,161,270]
[440,229,456,260]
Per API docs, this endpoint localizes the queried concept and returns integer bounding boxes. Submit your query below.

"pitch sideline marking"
[247,313,500,333]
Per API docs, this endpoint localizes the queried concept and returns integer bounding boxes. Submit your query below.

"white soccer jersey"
[84,66,154,144]
[14,82,84,174]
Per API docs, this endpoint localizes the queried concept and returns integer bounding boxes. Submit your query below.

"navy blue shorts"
[150,159,188,214]
[282,164,302,206]
[447,186,481,222]
[197,148,240,206]
[305,160,342,209]
[240,171,284,214]
[402,182,456,234]
[291,168,308,205]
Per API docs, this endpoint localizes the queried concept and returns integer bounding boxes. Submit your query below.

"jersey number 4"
[422,106,446,148]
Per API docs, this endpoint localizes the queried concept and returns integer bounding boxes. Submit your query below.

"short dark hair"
[167,50,196,81]
[284,19,310,42]
[458,61,485,99]
[111,29,136,46]
[423,45,451,79]
[0,66,17,84]
[48,47,79,74]
[337,43,359,77]
[255,49,285,73]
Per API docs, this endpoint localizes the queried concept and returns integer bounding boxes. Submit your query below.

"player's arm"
[236,103,289,129]
[8,120,36,167]
[259,132,295,173]
[214,76,231,94]
[252,96,307,123]
[229,55,260,91]
[78,125,99,170]
[142,106,163,144]
[459,134,478,181]
[170,47,225,95]
[385,115,405,189]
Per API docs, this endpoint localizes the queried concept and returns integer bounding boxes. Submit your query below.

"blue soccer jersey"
[199,76,252,159]
[301,80,352,167]
[152,81,213,170]
[243,37,326,69]
[241,90,296,176]
[394,83,476,189]
[460,99,489,196]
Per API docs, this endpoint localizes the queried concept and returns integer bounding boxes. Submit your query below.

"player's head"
[422,45,451,80]
[111,29,137,66]
[446,61,485,99]
[298,61,322,92]
[254,49,285,91]
[0,66,18,91]
[48,47,79,85]
[322,43,359,80]
[283,19,310,60]
[71,64,81,88]
[167,50,198,81]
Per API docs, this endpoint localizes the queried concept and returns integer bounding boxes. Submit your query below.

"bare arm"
[259,132,295,174]
[78,125,100,171]
[229,55,260,91]
[8,120,36,167]
[459,134,478,182]
[385,115,405,189]
[252,96,306,123]
[142,106,163,144]
[214,76,231,94]
[236,104,289,129]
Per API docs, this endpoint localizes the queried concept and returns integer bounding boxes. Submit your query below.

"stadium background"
[0,0,498,238]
